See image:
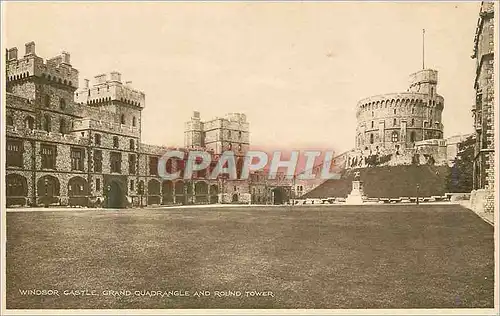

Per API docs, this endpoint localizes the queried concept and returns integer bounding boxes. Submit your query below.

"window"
[129,139,135,150]
[228,130,232,138]
[93,150,103,172]
[393,118,397,126]
[7,139,23,167]
[43,114,51,132]
[370,133,374,144]
[371,111,374,117]
[228,143,232,150]
[411,118,415,126]
[113,136,119,148]
[410,131,416,142]
[129,154,137,174]
[412,108,415,114]
[393,109,396,115]
[41,144,57,169]
[94,134,101,146]
[110,152,122,173]
[424,122,429,128]
[25,116,34,130]
[371,121,374,128]
[132,116,137,127]
[96,178,101,191]
[149,156,159,175]
[130,180,135,191]
[59,118,66,134]
[7,115,14,126]
[44,94,50,107]
[430,87,434,98]
[238,131,242,139]
[71,147,85,171]
[59,98,66,110]
[391,131,399,142]
[121,114,125,125]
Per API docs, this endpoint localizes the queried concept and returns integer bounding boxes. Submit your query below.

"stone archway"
[107,180,124,208]
[37,175,60,206]
[175,181,185,205]
[68,176,89,207]
[147,179,161,205]
[162,180,174,204]
[272,187,287,205]
[6,174,28,206]
[210,184,219,204]
[232,193,239,203]
[194,181,208,204]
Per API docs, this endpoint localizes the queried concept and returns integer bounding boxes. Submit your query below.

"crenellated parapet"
[6,42,78,89]
[75,72,145,108]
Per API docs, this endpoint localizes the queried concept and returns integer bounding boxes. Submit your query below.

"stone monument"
[346,171,366,204]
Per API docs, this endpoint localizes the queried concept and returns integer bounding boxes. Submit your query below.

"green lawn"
[6,205,494,309]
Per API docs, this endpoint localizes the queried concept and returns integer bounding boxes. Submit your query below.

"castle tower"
[184,111,204,148]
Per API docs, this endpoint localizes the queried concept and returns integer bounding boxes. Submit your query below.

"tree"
[446,135,475,193]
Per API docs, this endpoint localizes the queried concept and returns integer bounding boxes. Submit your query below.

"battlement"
[5,41,79,88]
[75,72,145,108]
[408,69,438,89]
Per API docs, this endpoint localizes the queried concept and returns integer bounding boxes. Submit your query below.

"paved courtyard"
[6,204,494,309]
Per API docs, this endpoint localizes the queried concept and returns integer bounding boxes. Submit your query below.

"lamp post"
[416,184,420,205]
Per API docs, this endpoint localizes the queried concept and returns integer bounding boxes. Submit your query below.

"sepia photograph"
[1,1,498,315]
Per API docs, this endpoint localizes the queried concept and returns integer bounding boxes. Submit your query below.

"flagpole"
[422,29,425,69]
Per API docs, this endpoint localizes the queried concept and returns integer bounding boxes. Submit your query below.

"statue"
[354,171,361,181]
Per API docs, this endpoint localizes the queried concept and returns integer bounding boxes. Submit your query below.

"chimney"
[25,41,35,56]
[125,80,132,85]
[7,47,18,61]
[109,71,121,82]
[84,79,89,89]
[61,51,71,65]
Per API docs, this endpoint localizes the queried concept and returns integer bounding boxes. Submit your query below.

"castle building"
[470,1,495,213]
[355,69,444,153]
[5,41,287,208]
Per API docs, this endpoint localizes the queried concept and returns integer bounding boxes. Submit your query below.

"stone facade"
[5,41,287,208]
[471,1,495,214]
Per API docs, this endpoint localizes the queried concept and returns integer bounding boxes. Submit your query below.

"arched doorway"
[272,187,287,205]
[68,176,89,207]
[232,193,239,203]
[175,181,185,205]
[107,180,124,208]
[195,181,208,204]
[210,184,219,204]
[147,179,161,205]
[37,175,60,206]
[6,174,28,206]
[162,180,174,204]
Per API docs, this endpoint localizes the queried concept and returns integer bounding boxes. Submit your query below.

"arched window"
[410,131,416,142]
[6,115,14,126]
[430,87,434,97]
[391,131,399,142]
[371,121,374,128]
[121,114,125,125]
[43,114,51,132]
[393,118,397,126]
[59,98,66,110]
[369,133,374,144]
[94,134,101,146]
[113,136,119,148]
[44,95,50,107]
[132,116,137,127]
[25,116,34,130]
[129,139,135,150]
[59,117,66,134]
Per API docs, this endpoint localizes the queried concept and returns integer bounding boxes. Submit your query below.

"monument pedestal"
[346,180,366,205]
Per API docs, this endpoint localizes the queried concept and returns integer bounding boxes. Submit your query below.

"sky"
[3,1,480,154]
